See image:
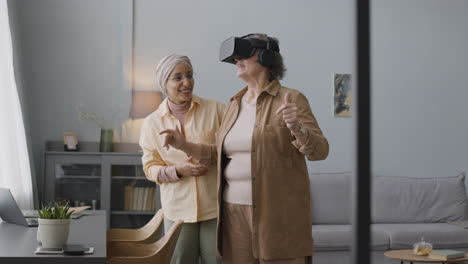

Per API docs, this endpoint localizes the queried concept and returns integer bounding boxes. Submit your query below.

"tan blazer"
[200,80,329,260]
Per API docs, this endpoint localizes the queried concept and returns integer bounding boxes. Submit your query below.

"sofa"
[310,172,468,264]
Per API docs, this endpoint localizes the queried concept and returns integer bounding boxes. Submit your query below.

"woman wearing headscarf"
[139,54,224,264]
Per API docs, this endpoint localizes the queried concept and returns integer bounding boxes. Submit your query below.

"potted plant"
[37,202,73,248]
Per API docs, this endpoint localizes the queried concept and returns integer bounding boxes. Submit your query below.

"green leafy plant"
[38,201,73,219]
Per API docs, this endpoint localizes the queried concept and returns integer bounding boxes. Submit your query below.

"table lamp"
[129,90,163,119]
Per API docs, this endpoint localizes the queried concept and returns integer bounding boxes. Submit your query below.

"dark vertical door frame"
[352,0,371,264]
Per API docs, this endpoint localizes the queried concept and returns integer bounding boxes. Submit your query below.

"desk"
[0,210,106,264]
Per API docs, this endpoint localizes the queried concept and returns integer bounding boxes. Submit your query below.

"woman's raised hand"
[275,92,300,133]
[159,125,186,150]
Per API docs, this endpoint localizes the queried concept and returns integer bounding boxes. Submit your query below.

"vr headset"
[219,33,280,67]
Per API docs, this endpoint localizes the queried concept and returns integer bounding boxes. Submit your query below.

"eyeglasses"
[167,74,194,82]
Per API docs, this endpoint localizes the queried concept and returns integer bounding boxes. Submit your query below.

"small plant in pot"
[37,202,73,248]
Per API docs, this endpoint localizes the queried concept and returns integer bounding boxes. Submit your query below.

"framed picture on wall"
[334,73,352,117]
[63,132,79,151]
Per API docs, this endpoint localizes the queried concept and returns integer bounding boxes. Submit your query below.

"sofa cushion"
[310,172,351,224]
[312,225,389,251]
[374,223,468,249]
[371,173,468,223]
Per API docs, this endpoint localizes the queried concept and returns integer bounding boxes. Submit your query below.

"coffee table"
[384,249,468,264]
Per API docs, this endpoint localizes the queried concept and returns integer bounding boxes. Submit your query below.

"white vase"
[38,218,71,248]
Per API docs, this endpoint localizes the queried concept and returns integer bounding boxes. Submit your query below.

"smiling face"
[235,51,268,82]
[165,63,194,105]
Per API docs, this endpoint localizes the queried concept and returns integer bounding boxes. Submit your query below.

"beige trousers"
[221,202,312,264]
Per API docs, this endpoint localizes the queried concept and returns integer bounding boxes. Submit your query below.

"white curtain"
[0,0,33,209]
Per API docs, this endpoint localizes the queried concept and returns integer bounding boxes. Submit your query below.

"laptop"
[0,187,38,227]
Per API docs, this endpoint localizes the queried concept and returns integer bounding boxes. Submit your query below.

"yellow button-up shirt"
[139,95,225,223]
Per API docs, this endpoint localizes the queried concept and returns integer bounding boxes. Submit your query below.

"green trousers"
[164,217,222,264]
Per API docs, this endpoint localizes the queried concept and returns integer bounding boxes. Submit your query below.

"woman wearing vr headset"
[139,54,225,264]
[161,34,329,264]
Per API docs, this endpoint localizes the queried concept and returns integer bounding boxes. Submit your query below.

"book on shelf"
[428,249,465,260]
[146,187,152,211]
[140,186,146,211]
[142,187,149,211]
[123,183,136,211]
[122,184,157,212]
[134,187,141,211]
[134,187,139,211]
[129,185,135,210]
[127,186,132,211]
[124,185,130,211]
[140,187,148,211]
[130,186,135,211]
[149,187,153,210]
[152,187,156,211]
[148,187,155,211]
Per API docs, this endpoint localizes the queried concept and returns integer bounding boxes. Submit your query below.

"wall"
[8,0,468,201]
[9,0,133,197]
[371,0,468,178]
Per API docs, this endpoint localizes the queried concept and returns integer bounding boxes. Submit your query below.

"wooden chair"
[107,217,183,264]
[107,209,164,244]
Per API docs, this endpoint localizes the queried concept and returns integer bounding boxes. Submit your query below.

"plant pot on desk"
[37,218,71,248]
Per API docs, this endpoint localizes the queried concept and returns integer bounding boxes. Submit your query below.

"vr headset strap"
[240,34,280,52]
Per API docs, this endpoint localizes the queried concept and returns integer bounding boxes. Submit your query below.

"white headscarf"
[155,54,193,96]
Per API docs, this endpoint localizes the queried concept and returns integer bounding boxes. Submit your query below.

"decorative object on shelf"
[37,202,73,248]
[76,104,106,128]
[99,128,114,152]
[91,200,97,210]
[63,132,79,151]
[413,236,432,256]
[334,73,352,117]
[76,104,120,152]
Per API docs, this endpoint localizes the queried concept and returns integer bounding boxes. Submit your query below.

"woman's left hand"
[160,125,186,150]
[275,93,300,133]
